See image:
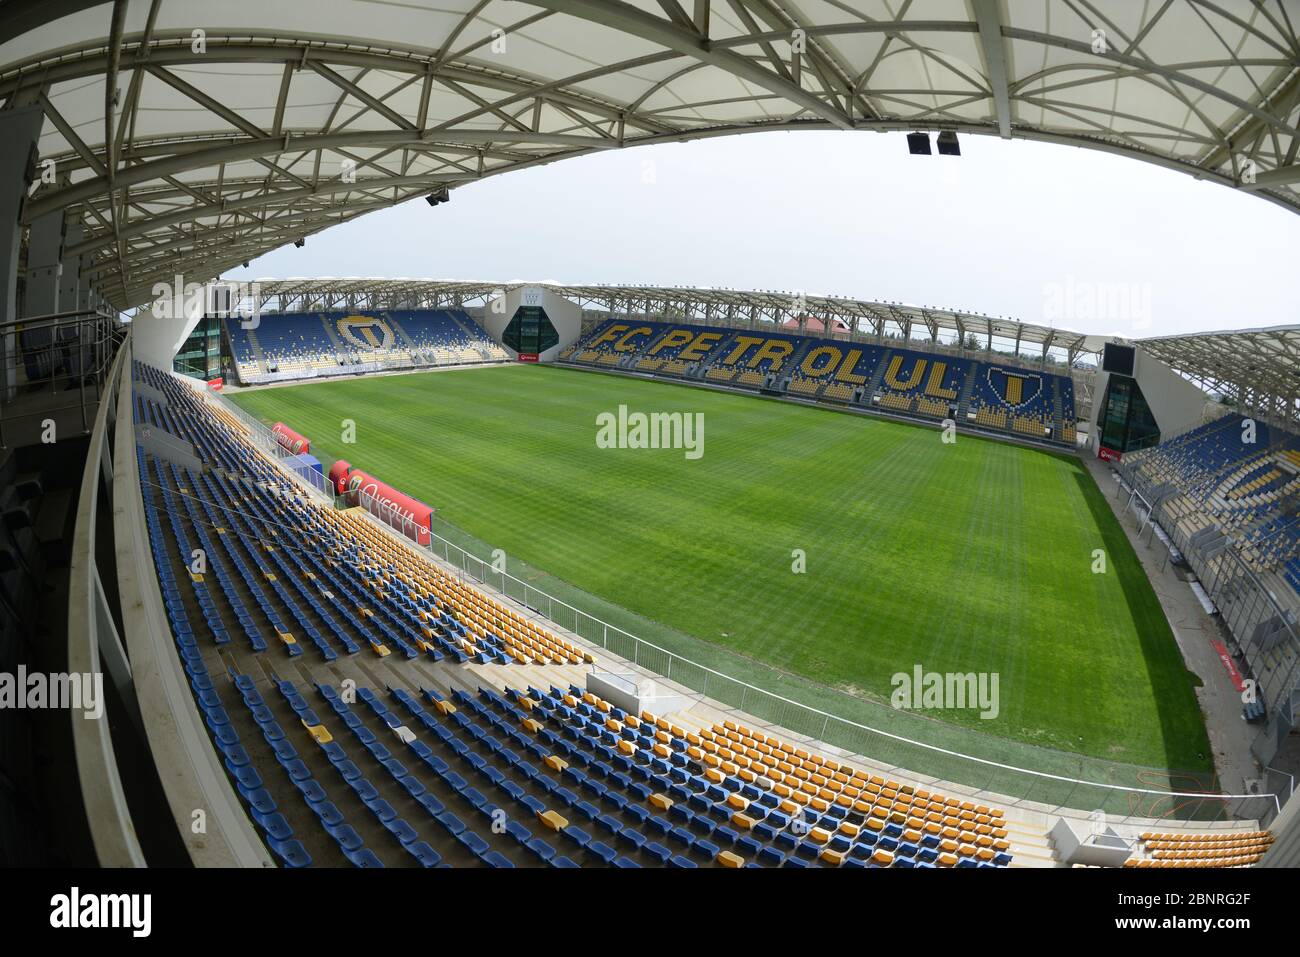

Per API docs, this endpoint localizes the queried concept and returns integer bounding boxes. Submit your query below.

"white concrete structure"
[480,284,583,362]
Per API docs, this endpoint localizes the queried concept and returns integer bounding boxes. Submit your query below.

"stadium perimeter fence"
[1114,457,1300,775]
[206,382,1283,829]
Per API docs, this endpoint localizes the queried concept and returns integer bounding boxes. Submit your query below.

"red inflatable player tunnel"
[327,459,433,545]
[272,422,311,455]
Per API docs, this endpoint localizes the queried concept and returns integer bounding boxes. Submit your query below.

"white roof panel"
[1,0,1295,307]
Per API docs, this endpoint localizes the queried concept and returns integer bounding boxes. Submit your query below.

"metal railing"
[202,372,1281,827]
[314,476,1280,828]
[1115,457,1300,773]
[67,331,146,865]
[196,382,335,501]
[0,307,126,446]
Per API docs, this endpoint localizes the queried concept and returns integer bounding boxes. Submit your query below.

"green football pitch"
[231,364,1210,773]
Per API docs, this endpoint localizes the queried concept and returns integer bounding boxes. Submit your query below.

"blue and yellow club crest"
[986,367,1043,410]
[336,315,395,351]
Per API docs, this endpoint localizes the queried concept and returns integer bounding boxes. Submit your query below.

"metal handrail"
[1116,457,1300,764]
[0,308,128,446]
[66,331,146,865]
[343,482,1281,827]
[183,365,1284,826]
[0,307,116,330]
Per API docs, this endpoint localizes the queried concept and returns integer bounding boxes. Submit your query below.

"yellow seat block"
[433,699,457,716]
[537,810,568,831]
[732,812,756,830]
[820,848,845,866]
[726,793,749,811]
[617,739,637,756]
[303,722,333,744]
[704,767,725,785]
[809,827,831,845]
[520,718,542,734]
[649,793,673,811]
[717,850,744,869]
[543,754,568,772]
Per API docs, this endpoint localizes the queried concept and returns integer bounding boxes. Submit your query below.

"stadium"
[0,0,1298,905]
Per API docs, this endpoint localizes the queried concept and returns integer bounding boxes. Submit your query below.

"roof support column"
[24,208,65,318]
[0,104,46,402]
[60,222,87,312]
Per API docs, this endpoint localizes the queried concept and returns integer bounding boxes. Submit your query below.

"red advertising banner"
[517,353,540,363]
[1098,446,1122,463]
[206,377,224,391]
[1211,640,1246,693]
[272,422,311,455]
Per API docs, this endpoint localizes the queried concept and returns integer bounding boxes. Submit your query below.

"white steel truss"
[3,0,1298,308]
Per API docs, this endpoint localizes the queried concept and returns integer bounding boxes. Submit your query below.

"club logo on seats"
[337,315,396,351]
[986,367,1043,411]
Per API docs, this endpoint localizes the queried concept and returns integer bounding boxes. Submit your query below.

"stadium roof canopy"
[1138,325,1300,423]
[4,0,1299,309]
[245,276,1108,360]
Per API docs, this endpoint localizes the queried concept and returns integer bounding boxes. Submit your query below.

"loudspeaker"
[906,132,931,155]
[936,131,961,155]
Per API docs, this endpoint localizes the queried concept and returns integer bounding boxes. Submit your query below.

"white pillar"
[0,105,46,398]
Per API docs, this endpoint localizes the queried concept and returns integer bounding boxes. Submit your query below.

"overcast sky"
[225,129,1300,341]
